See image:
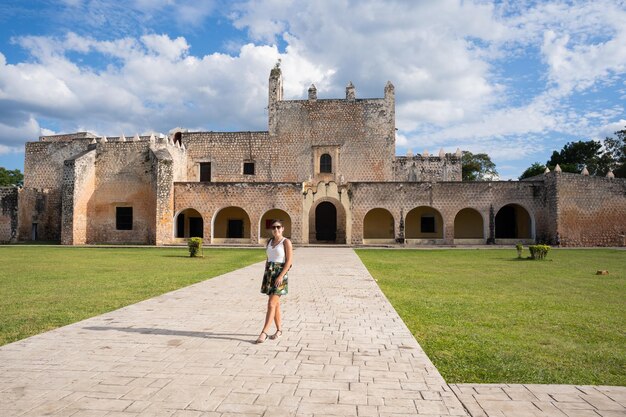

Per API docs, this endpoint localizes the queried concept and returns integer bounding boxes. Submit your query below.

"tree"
[603,127,625,177]
[546,140,604,175]
[0,167,23,186]
[462,151,498,181]
[519,162,546,180]
[518,127,626,178]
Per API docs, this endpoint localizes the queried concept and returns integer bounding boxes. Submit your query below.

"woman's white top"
[267,238,286,263]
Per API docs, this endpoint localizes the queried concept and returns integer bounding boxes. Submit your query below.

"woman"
[256,220,292,344]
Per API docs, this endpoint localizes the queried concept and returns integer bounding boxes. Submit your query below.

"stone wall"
[152,143,187,245]
[86,141,157,244]
[271,96,395,183]
[0,187,18,243]
[174,182,302,244]
[61,148,96,245]
[548,172,626,246]
[17,188,60,241]
[40,132,98,142]
[183,132,271,182]
[348,180,548,245]
[24,140,92,189]
[394,154,462,182]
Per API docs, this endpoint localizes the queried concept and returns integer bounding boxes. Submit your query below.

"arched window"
[320,153,332,173]
[174,132,182,145]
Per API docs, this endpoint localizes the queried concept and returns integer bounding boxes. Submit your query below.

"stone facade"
[0,187,19,243]
[8,68,626,247]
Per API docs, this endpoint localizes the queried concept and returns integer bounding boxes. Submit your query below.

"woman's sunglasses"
[271,225,282,229]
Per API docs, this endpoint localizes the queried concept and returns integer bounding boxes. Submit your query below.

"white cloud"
[1,0,625,179]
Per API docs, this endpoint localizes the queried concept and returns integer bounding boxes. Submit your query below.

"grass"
[355,248,626,385]
[0,246,265,346]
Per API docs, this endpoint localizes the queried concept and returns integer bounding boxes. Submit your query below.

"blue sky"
[0,0,625,179]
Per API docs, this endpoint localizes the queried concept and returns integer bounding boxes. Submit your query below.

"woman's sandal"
[269,329,282,340]
[255,332,268,344]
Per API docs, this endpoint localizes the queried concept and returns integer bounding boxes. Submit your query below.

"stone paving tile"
[452,384,626,417]
[0,248,464,417]
[1,247,624,417]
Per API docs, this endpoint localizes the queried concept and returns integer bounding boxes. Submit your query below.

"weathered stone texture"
[61,148,96,245]
[348,180,548,244]
[39,132,98,142]
[24,140,92,189]
[86,142,157,244]
[184,132,270,182]
[394,155,462,182]
[0,187,18,243]
[549,173,626,246]
[174,182,302,244]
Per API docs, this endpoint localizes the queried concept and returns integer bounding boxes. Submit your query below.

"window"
[421,215,435,233]
[227,219,244,238]
[116,207,133,230]
[320,153,332,173]
[200,162,211,182]
[174,132,182,145]
[243,162,255,175]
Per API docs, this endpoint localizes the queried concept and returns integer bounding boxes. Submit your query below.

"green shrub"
[515,242,523,259]
[528,244,550,260]
[188,237,203,257]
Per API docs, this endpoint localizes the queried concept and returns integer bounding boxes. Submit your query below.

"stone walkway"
[0,248,624,417]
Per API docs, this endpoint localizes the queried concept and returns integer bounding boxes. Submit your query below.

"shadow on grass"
[84,326,256,343]
[506,258,553,261]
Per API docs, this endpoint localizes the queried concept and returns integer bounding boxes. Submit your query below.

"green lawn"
[0,246,265,346]
[356,248,626,386]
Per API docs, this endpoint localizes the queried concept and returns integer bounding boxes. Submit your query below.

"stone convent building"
[1,67,625,246]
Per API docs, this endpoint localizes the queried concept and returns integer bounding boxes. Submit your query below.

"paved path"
[0,248,624,417]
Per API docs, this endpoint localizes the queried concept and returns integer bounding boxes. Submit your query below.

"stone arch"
[405,206,444,241]
[259,209,292,241]
[174,208,204,239]
[363,208,395,243]
[309,198,346,244]
[495,203,533,240]
[453,208,484,240]
[212,206,251,243]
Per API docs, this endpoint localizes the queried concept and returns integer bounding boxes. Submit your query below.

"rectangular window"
[421,216,435,233]
[227,219,244,238]
[116,207,133,230]
[200,162,211,182]
[243,162,255,175]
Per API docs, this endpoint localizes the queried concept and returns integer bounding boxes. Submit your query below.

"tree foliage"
[462,151,498,181]
[0,167,23,186]
[519,162,546,180]
[547,140,603,175]
[519,127,625,179]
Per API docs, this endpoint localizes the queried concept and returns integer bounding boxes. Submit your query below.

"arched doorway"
[260,209,292,241]
[363,208,394,243]
[405,206,444,243]
[454,208,484,242]
[174,208,203,239]
[316,202,337,242]
[213,206,251,243]
[495,204,532,239]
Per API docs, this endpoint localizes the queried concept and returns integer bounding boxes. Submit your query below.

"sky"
[0,0,625,180]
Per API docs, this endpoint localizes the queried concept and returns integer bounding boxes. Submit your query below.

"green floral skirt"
[261,261,288,296]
